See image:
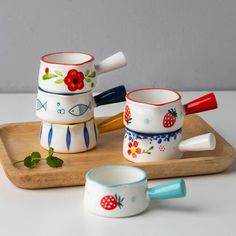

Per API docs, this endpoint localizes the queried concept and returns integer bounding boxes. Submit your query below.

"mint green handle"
[147,179,186,200]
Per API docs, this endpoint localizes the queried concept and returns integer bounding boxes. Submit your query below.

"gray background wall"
[0,0,236,93]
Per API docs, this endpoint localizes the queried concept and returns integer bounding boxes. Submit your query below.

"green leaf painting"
[42,73,58,80]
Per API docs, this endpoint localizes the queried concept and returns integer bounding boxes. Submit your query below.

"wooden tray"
[0,115,235,189]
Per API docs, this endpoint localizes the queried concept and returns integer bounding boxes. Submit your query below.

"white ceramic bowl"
[40,111,127,153]
[40,118,97,153]
[124,88,218,133]
[38,51,127,94]
[36,85,126,124]
[84,165,186,217]
[123,128,216,162]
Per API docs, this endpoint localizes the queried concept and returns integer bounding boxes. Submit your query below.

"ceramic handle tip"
[95,52,127,75]
[147,179,186,201]
[184,93,218,115]
[179,133,216,152]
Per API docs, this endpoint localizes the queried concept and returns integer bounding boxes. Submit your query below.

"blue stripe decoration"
[93,122,97,141]
[66,126,71,151]
[48,124,53,147]
[83,123,90,149]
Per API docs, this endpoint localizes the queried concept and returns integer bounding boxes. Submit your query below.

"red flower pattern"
[127,140,142,158]
[64,69,85,91]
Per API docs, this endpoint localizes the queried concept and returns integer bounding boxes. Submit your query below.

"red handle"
[184,93,218,115]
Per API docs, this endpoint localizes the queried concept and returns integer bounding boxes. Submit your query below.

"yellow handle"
[97,112,124,134]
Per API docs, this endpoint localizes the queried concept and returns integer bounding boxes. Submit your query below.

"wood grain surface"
[0,115,235,189]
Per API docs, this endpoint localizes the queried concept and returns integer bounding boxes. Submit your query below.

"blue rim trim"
[126,128,182,137]
[86,165,147,188]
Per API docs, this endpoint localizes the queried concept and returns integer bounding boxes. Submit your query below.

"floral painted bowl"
[84,165,186,217]
[123,128,216,162]
[38,51,127,94]
[36,85,126,124]
[124,88,217,133]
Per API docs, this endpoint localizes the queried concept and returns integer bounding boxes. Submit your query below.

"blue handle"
[147,179,186,200]
[94,85,126,107]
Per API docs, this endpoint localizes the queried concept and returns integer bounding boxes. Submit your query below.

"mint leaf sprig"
[14,148,64,169]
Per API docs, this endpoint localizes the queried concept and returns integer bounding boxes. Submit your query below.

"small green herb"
[46,155,64,168]
[14,148,64,169]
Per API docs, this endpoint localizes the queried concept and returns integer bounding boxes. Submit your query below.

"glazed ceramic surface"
[84,165,186,218]
[40,118,97,153]
[124,88,217,133]
[38,51,127,94]
[36,85,126,124]
[123,129,216,162]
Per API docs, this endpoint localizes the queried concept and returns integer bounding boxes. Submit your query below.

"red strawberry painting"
[100,194,124,210]
[163,108,178,128]
[124,105,132,124]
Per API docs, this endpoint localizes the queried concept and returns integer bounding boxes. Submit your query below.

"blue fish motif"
[68,102,92,117]
[36,99,47,111]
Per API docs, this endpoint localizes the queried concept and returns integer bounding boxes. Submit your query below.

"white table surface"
[0,91,235,236]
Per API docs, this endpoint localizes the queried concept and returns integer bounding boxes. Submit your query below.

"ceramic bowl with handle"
[36,85,126,124]
[40,112,126,153]
[123,128,216,162]
[84,165,186,217]
[124,88,218,133]
[38,51,127,94]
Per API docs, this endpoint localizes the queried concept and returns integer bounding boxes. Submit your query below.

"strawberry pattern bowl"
[123,88,218,133]
[84,165,186,217]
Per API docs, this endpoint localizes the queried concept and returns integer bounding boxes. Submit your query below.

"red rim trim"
[126,88,182,106]
[40,52,95,66]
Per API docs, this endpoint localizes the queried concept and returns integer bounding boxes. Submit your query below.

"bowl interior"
[41,52,94,65]
[87,165,147,187]
[127,88,181,106]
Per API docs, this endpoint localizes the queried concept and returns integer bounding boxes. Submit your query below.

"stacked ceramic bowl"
[122,88,218,162]
[36,51,127,153]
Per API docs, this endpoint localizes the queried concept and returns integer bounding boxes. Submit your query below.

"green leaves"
[54,79,64,84]
[54,70,63,76]
[85,78,91,83]
[42,73,58,80]
[14,148,64,169]
[85,70,96,79]
[85,70,90,77]
[46,156,64,168]
[89,71,96,78]
[46,147,64,168]
[24,155,38,169]
[85,70,96,84]
[142,146,154,155]
[42,70,63,81]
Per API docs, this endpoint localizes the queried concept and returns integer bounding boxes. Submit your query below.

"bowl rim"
[40,51,95,66]
[126,88,182,107]
[86,165,147,188]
